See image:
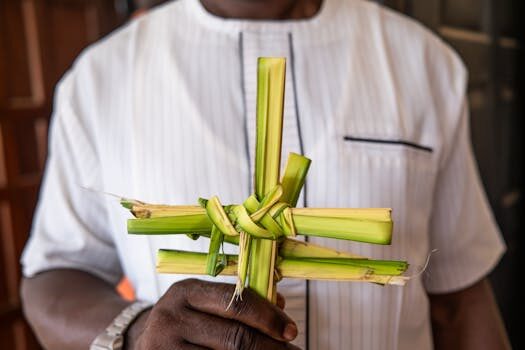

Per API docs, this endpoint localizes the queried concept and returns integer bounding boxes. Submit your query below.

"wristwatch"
[90,300,152,350]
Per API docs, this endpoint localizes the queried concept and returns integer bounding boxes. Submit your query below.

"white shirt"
[21,0,505,349]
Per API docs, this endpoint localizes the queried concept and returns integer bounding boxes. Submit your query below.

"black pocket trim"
[343,136,433,153]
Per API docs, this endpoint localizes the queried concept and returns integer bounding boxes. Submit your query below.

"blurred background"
[0,0,523,348]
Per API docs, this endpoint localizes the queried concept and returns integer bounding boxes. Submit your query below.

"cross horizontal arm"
[125,205,393,244]
[156,249,408,286]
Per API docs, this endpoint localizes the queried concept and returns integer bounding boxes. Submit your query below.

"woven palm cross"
[121,58,408,303]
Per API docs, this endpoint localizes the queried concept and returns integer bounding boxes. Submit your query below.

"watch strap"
[90,300,152,350]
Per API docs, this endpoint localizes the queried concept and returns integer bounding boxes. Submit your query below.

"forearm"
[21,269,130,349]
[429,278,510,350]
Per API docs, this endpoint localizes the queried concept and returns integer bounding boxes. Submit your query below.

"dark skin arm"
[429,278,510,350]
[21,269,297,350]
[21,269,129,349]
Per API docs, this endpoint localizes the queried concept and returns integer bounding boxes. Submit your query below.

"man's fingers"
[276,293,286,310]
[182,310,299,350]
[179,279,297,342]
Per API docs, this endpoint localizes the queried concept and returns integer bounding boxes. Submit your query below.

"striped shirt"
[21,0,505,349]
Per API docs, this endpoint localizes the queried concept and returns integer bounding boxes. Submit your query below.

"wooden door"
[380,0,524,348]
[0,1,126,348]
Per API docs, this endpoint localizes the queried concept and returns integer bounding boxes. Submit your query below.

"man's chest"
[103,42,439,219]
[99,40,440,289]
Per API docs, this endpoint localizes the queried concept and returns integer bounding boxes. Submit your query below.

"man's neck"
[199,0,322,20]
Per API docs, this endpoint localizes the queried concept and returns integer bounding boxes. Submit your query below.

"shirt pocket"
[334,134,438,242]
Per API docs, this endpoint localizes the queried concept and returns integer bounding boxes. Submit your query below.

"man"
[20,0,510,349]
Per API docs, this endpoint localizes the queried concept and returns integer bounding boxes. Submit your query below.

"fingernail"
[283,322,298,341]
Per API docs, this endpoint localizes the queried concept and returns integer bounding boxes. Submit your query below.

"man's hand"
[126,279,300,350]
